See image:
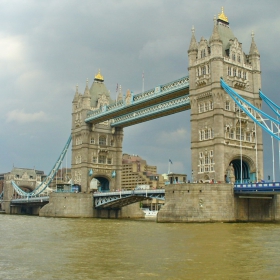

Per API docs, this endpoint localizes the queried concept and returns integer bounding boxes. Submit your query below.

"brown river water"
[0,215,280,280]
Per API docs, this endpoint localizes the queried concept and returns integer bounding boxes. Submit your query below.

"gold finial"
[95,69,104,81]
[218,7,228,23]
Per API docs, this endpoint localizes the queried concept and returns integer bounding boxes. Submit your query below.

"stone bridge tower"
[71,71,123,193]
[188,8,263,183]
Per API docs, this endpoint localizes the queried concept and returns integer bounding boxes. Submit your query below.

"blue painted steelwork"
[11,134,72,197]
[85,76,189,123]
[94,189,165,208]
[259,90,280,118]
[234,182,280,193]
[0,190,3,200]
[221,78,280,141]
[111,96,190,127]
[10,196,49,204]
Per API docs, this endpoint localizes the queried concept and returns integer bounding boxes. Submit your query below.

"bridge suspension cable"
[220,78,280,141]
[259,90,280,118]
[11,134,72,197]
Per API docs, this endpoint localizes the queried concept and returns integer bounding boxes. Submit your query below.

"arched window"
[233,68,237,77]
[227,67,231,76]
[232,53,236,61]
[99,136,106,146]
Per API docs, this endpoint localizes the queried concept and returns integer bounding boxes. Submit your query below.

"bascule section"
[71,71,123,193]
[188,8,263,184]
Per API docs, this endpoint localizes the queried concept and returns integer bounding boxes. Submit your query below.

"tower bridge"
[4,8,280,222]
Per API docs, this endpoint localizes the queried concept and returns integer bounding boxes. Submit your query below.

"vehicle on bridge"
[135,184,150,190]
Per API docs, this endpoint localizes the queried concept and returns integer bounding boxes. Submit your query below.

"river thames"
[1,215,280,280]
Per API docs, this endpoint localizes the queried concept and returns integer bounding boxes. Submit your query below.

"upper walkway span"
[85,76,190,127]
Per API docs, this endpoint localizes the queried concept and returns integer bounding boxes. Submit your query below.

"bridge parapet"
[234,182,280,193]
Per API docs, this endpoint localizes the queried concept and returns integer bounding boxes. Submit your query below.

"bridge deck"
[85,76,189,126]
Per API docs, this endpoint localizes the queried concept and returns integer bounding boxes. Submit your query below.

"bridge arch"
[228,155,256,183]
[89,175,111,192]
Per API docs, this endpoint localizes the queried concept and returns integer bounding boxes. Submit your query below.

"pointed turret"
[249,31,261,87]
[117,85,123,102]
[249,31,260,56]
[210,16,221,43]
[188,26,198,71]
[83,78,91,109]
[72,84,79,103]
[210,15,222,58]
[188,26,198,52]
[83,78,90,97]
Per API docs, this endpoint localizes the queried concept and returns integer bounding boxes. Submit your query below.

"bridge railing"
[234,182,280,192]
[93,189,165,197]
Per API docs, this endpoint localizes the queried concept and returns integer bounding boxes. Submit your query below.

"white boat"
[141,208,158,218]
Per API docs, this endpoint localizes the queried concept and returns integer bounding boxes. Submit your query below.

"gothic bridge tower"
[71,71,123,192]
[188,8,263,183]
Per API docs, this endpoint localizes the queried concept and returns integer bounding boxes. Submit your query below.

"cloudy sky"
[1,0,280,181]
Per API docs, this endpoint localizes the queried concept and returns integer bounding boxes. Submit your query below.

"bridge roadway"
[85,76,190,127]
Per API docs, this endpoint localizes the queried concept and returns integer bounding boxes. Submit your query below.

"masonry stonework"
[188,9,263,184]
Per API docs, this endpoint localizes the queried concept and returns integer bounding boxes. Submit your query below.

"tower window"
[202,66,206,75]
[205,102,209,111]
[227,67,232,76]
[225,101,230,110]
[233,68,237,77]
[99,136,106,146]
[90,138,95,144]
[232,54,236,61]
[201,49,206,58]
[98,155,106,164]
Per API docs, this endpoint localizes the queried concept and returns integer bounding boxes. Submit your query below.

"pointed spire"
[73,84,79,102]
[210,15,221,42]
[83,78,90,97]
[117,85,123,102]
[249,31,259,55]
[188,25,198,52]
